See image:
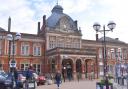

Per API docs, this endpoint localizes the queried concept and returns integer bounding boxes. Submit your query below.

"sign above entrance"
[63,55,68,59]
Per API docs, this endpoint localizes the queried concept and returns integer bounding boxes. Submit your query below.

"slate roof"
[99,37,125,44]
[0,27,6,31]
[46,5,76,29]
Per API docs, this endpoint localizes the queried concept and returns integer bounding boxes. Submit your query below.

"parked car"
[37,74,46,85]
[17,71,26,88]
[17,70,38,87]
[32,72,46,85]
[33,73,39,80]
[0,72,13,89]
[18,73,26,88]
[32,72,39,86]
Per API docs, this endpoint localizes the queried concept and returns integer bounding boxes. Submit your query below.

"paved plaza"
[36,79,99,89]
[35,79,128,89]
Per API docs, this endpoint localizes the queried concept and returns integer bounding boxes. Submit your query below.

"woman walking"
[55,71,62,89]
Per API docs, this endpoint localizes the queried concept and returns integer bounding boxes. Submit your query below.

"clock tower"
[40,4,82,50]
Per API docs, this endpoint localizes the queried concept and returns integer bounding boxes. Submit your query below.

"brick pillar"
[57,48,61,72]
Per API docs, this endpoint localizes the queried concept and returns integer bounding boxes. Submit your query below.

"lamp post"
[7,33,21,68]
[93,21,116,89]
[7,32,21,88]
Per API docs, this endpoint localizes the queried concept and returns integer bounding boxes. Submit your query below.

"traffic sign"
[9,60,16,68]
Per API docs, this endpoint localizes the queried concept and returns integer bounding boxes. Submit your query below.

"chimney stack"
[74,20,78,29]
[37,22,40,35]
[8,17,11,32]
[43,15,46,26]
[115,38,119,40]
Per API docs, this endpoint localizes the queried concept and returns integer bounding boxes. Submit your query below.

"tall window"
[72,38,80,48]
[99,65,103,76]
[123,49,127,60]
[57,38,64,47]
[33,46,41,56]
[49,36,56,49]
[108,65,113,74]
[21,43,29,55]
[111,48,116,59]
[107,49,111,59]
[20,63,29,70]
[33,64,41,74]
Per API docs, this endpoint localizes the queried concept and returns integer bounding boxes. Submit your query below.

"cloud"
[61,0,91,14]
[0,0,35,33]
[0,0,57,34]
[0,0,128,43]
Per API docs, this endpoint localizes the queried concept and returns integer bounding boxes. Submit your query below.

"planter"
[96,80,113,89]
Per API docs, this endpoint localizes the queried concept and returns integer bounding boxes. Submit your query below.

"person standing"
[62,67,66,82]
[55,71,61,89]
[25,68,33,89]
[14,68,19,89]
[67,69,72,81]
[77,72,80,82]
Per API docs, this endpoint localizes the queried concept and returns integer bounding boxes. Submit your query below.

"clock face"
[60,17,72,32]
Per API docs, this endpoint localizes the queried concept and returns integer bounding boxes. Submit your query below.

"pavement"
[113,79,128,89]
[36,79,99,89]
[34,78,128,89]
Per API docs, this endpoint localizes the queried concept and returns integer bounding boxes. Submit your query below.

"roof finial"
[57,0,58,5]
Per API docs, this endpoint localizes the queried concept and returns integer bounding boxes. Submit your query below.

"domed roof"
[52,5,63,13]
[46,5,76,29]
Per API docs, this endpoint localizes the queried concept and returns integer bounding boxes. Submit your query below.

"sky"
[0,0,128,43]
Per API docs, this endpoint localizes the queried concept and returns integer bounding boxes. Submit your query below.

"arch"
[76,59,82,79]
[85,59,95,79]
[76,59,82,73]
[62,59,73,80]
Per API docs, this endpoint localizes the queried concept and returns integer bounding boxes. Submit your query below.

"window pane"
[21,45,29,55]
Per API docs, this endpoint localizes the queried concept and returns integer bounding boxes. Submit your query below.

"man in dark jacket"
[26,68,33,80]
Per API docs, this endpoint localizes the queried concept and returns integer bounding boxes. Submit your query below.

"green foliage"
[99,79,113,85]
[107,74,114,79]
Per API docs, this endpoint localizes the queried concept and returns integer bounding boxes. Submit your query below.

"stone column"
[73,63,77,80]
[81,62,85,79]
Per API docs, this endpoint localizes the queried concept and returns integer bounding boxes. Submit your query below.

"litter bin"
[96,82,113,89]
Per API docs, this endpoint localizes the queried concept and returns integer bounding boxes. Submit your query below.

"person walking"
[55,71,61,89]
[25,68,33,89]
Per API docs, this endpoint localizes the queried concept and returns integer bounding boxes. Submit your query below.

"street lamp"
[7,33,21,69]
[7,32,21,88]
[93,21,116,89]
